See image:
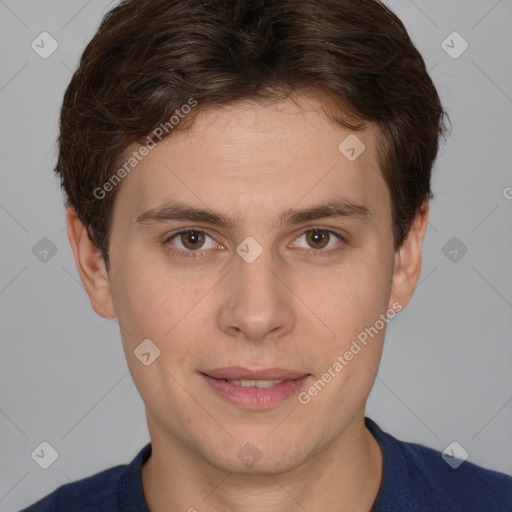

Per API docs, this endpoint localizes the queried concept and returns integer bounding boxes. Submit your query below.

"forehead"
[112,94,389,227]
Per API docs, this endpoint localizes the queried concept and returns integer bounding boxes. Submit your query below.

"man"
[21,0,512,510]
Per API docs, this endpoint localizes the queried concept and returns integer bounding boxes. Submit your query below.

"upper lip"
[202,367,309,380]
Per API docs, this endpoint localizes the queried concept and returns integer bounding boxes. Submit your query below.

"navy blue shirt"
[20,417,512,511]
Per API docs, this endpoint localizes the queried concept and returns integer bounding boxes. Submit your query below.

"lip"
[202,367,309,380]
[200,367,313,410]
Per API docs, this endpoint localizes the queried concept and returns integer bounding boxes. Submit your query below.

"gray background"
[1,1,511,510]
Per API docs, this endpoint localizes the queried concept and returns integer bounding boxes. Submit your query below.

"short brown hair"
[55,0,447,271]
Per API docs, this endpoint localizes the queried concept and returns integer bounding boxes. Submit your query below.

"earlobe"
[389,202,430,310]
[65,206,116,319]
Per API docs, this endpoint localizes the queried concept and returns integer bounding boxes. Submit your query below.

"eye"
[292,228,345,252]
[164,226,346,260]
[165,229,218,253]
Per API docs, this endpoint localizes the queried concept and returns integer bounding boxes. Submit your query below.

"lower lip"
[201,374,312,410]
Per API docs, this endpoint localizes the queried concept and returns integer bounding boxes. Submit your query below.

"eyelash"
[163,227,347,260]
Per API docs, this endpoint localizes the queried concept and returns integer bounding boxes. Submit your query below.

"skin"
[66,93,429,512]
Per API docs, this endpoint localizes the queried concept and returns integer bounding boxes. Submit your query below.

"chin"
[199,435,314,476]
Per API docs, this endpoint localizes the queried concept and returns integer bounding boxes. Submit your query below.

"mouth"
[200,367,313,409]
[224,378,287,388]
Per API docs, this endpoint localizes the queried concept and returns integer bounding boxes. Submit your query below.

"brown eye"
[305,229,331,249]
[164,229,220,259]
[179,230,205,250]
[292,228,344,255]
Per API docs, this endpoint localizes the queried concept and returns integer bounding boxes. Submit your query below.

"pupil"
[308,230,328,249]
[182,231,204,250]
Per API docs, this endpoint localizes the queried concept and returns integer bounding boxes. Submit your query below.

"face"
[69,93,426,475]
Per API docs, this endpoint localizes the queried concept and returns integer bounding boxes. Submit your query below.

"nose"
[216,246,295,343]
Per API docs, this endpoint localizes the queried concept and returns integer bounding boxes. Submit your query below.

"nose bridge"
[217,243,295,341]
[237,251,279,304]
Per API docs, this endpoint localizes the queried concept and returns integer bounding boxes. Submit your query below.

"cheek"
[300,254,393,346]
[110,248,210,340]
[313,255,393,393]
[298,270,391,427]
[110,261,205,403]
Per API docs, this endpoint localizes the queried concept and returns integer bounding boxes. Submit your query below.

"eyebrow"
[134,198,371,229]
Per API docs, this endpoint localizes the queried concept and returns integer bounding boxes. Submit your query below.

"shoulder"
[366,417,512,512]
[18,443,151,512]
[19,464,125,512]
[398,436,512,510]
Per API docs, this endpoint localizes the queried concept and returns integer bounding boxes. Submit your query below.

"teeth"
[228,379,284,388]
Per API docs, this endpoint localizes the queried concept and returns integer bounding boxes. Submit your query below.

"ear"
[65,206,116,318]
[389,202,429,310]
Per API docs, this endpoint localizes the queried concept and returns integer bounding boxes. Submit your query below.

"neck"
[141,412,383,512]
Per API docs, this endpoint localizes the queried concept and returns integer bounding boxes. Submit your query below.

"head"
[60,0,447,474]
